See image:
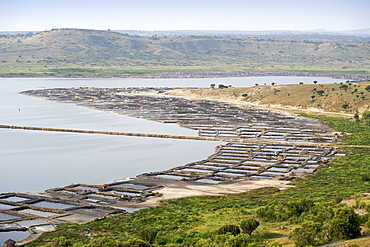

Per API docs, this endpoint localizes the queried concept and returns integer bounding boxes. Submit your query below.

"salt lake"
[0,76,343,193]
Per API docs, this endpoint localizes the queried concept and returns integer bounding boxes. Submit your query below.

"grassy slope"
[1,28,370,77]
[168,81,370,114]
[25,85,370,247]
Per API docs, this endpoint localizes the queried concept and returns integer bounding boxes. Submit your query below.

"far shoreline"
[1,71,370,82]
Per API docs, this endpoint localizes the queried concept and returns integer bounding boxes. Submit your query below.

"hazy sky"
[1,0,369,31]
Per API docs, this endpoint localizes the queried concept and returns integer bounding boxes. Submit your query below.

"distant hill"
[114,28,370,39]
[0,28,369,77]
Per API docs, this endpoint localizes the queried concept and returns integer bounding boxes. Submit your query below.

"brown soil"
[136,179,293,208]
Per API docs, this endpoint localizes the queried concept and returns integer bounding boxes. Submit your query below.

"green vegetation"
[25,105,370,246]
[1,28,370,77]
[240,219,260,236]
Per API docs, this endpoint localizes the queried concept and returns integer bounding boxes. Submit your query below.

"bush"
[329,207,361,241]
[317,90,325,96]
[289,220,324,247]
[122,238,151,247]
[217,224,241,236]
[224,234,255,247]
[39,237,72,247]
[82,237,124,247]
[138,228,158,243]
[363,111,370,125]
[361,174,370,181]
[240,219,260,235]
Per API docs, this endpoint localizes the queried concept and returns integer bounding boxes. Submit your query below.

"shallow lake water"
[0,76,342,193]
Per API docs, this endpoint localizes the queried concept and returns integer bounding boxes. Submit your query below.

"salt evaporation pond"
[0,76,343,193]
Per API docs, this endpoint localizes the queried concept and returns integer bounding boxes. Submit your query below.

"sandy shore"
[135,179,293,208]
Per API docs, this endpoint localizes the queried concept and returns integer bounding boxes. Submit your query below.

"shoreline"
[1,71,370,81]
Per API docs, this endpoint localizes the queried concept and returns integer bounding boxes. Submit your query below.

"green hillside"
[1,28,370,77]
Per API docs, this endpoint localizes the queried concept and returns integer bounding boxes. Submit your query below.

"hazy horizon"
[1,0,369,32]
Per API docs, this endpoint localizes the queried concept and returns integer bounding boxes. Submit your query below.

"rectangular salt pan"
[1,196,29,203]
[194,179,221,184]
[243,161,275,166]
[0,212,21,221]
[20,209,59,218]
[215,172,247,177]
[110,183,149,190]
[0,203,17,210]
[151,174,187,180]
[31,201,75,210]
[72,186,100,191]
[179,168,214,173]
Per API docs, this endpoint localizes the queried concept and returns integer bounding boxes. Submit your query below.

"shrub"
[342,103,350,109]
[240,219,260,235]
[363,111,370,125]
[122,238,151,247]
[289,220,323,247]
[224,234,255,247]
[40,237,72,247]
[82,237,124,247]
[218,84,228,89]
[329,207,361,241]
[138,228,158,243]
[217,224,241,236]
[317,90,325,96]
[361,174,370,181]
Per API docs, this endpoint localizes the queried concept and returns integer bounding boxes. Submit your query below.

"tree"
[217,224,241,236]
[365,85,370,92]
[329,207,361,241]
[210,83,215,89]
[313,81,318,84]
[240,219,260,235]
[317,90,325,96]
[311,95,316,99]
[289,220,324,247]
[354,113,360,122]
[342,103,350,109]
[271,82,275,86]
[218,84,228,89]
